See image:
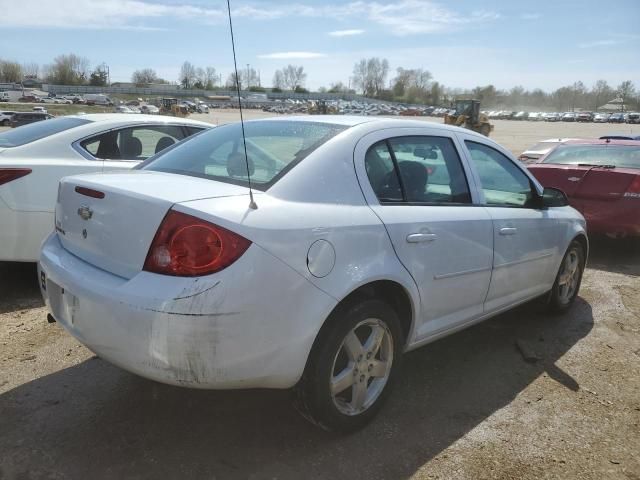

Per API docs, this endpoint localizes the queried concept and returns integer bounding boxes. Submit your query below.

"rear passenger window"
[81,125,187,160]
[365,136,471,204]
[365,141,402,202]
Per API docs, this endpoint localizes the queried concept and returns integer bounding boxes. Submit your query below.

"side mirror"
[541,187,569,208]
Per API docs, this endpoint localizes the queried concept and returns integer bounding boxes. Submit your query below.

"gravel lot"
[1,115,639,480]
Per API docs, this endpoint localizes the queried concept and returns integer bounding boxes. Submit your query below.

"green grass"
[2,103,112,116]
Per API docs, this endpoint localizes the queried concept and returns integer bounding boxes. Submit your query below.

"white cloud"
[364,1,500,35]
[0,0,500,35]
[0,0,223,29]
[578,39,621,48]
[328,29,365,37]
[258,51,328,59]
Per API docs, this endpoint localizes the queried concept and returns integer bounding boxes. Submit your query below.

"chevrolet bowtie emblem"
[77,206,93,220]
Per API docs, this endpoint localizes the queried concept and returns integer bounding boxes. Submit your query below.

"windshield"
[0,117,91,148]
[527,141,559,152]
[542,144,640,169]
[141,121,347,189]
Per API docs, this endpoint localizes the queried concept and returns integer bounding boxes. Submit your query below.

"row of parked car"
[0,108,55,127]
[262,100,437,116]
[484,110,637,123]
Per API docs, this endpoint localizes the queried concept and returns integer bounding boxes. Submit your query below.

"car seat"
[155,136,176,154]
[95,132,121,159]
[121,137,143,160]
[227,152,255,177]
[397,161,428,202]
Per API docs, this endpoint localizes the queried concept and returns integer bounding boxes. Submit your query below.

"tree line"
[346,57,638,111]
[1,54,637,110]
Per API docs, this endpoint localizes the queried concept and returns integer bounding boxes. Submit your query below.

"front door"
[355,129,493,339]
[462,139,560,312]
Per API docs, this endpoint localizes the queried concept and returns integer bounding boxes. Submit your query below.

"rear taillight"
[0,168,31,186]
[143,210,251,277]
[624,176,640,198]
[75,186,105,199]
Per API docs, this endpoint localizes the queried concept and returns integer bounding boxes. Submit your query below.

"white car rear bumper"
[39,233,337,389]
[0,198,53,262]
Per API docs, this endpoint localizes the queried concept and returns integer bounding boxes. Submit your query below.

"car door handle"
[499,227,518,236]
[406,233,437,243]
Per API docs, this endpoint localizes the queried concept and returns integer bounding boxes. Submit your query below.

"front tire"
[294,299,404,432]
[547,241,585,313]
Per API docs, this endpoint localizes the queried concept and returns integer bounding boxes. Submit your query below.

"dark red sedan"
[528,139,640,238]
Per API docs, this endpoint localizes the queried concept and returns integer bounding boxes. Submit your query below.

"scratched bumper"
[39,233,336,389]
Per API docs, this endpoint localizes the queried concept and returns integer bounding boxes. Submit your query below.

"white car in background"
[0,110,16,126]
[141,104,160,114]
[40,117,587,431]
[0,114,211,261]
[518,138,578,163]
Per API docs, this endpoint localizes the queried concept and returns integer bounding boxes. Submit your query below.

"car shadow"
[0,262,43,314]
[586,236,640,277]
[0,298,593,479]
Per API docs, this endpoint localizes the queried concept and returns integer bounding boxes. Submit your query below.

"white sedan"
[0,114,211,261]
[39,117,587,431]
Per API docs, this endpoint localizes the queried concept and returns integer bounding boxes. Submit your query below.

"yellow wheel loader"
[444,99,494,137]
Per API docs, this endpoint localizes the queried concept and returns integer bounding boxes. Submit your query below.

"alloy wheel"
[557,248,580,304]
[330,318,393,416]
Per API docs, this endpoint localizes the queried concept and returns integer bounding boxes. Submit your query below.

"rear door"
[355,127,493,339]
[461,137,561,312]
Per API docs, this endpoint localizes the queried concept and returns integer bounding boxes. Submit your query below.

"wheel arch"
[572,232,589,262]
[304,279,417,375]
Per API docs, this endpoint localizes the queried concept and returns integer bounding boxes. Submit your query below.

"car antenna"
[226,0,257,209]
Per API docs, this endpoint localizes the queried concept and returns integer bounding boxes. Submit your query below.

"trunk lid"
[529,164,638,200]
[574,168,638,201]
[527,164,591,196]
[55,171,250,279]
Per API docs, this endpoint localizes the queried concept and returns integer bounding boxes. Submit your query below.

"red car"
[528,139,640,238]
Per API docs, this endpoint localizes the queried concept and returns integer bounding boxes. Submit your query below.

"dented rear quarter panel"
[39,233,337,389]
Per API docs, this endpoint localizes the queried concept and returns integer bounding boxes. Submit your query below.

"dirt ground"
[1,116,640,480]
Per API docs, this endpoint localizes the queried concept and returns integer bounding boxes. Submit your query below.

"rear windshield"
[0,117,91,148]
[140,121,347,189]
[542,144,640,169]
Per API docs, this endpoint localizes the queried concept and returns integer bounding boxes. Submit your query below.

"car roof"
[248,115,376,127]
[538,138,578,143]
[64,113,212,127]
[562,139,640,146]
[245,115,487,137]
[600,134,640,140]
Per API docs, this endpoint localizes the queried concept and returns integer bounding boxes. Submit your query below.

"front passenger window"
[465,141,535,207]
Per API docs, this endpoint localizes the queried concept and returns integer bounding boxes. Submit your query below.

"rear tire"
[294,298,404,432]
[547,241,585,313]
[1,119,9,126]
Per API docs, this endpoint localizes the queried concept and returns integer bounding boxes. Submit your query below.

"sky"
[1,0,639,92]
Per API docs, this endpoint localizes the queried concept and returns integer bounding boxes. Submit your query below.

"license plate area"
[47,279,79,325]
